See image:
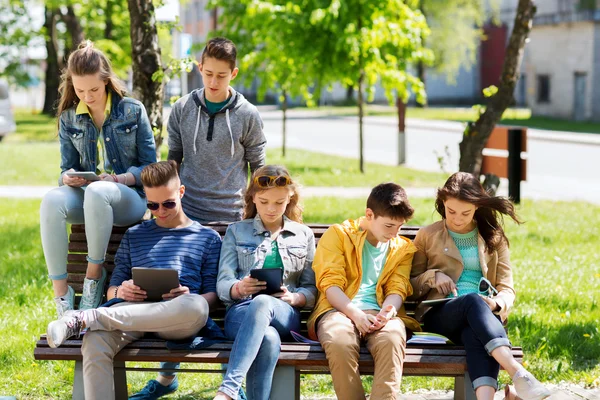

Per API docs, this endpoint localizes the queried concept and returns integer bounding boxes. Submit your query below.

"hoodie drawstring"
[193,105,201,154]
[225,108,234,157]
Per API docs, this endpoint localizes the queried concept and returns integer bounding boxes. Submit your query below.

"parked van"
[0,80,16,142]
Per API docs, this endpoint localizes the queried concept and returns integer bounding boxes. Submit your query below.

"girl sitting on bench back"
[410,172,550,400]
[40,40,156,316]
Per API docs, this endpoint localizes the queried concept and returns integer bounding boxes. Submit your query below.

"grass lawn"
[0,110,447,187]
[1,197,598,399]
[295,104,600,134]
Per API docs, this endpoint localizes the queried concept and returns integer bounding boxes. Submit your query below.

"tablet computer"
[421,298,453,306]
[65,171,101,181]
[250,268,283,297]
[132,267,180,302]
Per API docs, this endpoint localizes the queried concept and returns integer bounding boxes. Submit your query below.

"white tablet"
[65,171,101,181]
[421,298,453,306]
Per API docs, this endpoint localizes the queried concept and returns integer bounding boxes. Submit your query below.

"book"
[290,331,321,345]
[407,332,452,345]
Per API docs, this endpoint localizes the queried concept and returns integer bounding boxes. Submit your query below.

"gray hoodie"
[168,87,266,222]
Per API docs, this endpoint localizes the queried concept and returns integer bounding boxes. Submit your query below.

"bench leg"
[270,365,299,400]
[454,372,476,400]
[114,361,128,400]
[72,361,85,400]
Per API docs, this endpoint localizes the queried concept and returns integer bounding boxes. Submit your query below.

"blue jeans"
[423,293,511,390]
[218,295,301,400]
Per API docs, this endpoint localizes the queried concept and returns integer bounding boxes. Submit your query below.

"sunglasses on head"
[254,175,291,189]
[146,200,177,211]
[478,277,499,297]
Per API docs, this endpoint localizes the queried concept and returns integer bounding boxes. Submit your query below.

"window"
[537,75,550,103]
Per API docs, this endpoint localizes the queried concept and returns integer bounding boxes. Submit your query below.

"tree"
[458,0,536,175]
[307,0,430,172]
[42,6,62,115]
[208,1,318,157]
[127,0,165,158]
[0,0,37,87]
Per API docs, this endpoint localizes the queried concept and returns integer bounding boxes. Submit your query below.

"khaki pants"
[81,294,209,400]
[317,310,407,400]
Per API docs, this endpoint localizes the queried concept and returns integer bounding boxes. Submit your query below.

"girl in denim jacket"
[214,165,316,400]
[40,41,156,317]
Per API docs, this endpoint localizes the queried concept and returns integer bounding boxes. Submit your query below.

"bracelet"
[234,282,243,299]
[114,285,120,299]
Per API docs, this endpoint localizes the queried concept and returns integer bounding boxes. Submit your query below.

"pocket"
[114,122,139,158]
[66,128,86,153]
[287,246,308,270]
[236,245,260,272]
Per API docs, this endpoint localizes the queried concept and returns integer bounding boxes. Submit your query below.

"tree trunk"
[61,5,85,54]
[358,70,365,174]
[282,90,287,157]
[459,0,536,175]
[42,7,61,116]
[345,85,354,103]
[416,60,426,108]
[127,0,164,158]
[105,0,114,40]
[396,96,407,165]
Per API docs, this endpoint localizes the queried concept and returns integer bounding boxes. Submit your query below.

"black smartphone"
[249,268,283,297]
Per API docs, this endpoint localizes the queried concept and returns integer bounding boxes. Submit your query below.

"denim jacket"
[57,92,157,195]
[216,215,317,309]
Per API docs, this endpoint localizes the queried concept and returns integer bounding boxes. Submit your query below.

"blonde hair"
[243,165,303,223]
[57,40,127,122]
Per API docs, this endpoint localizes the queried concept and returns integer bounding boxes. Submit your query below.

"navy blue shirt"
[110,220,222,295]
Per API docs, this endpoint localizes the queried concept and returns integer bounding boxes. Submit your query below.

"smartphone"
[249,268,283,297]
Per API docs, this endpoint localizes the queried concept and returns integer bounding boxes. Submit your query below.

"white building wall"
[523,22,594,119]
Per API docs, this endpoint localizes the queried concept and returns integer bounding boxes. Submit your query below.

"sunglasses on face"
[478,277,499,297]
[146,200,177,211]
[254,175,291,189]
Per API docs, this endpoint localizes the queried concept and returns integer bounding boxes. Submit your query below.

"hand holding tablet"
[65,171,101,181]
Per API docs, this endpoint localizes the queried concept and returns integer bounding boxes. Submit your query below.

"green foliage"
[420,0,499,84]
[0,0,37,87]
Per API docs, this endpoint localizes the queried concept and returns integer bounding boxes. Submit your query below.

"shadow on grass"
[510,315,600,372]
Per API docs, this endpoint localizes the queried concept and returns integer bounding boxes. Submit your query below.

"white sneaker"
[54,285,75,317]
[47,310,84,348]
[79,268,107,310]
[513,369,551,400]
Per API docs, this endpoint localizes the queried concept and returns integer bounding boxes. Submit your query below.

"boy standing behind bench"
[307,183,421,400]
[45,161,222,400]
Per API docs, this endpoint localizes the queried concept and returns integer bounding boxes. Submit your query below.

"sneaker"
[54,286,75,317]
[513,369,551,400]
[129,377,179,399]
[79,267,107,310]
[47,310,84,348]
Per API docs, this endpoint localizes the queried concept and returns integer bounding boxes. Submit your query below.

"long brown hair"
[435,172,522,253]
[56,40,127,123]
[243,165,303,223]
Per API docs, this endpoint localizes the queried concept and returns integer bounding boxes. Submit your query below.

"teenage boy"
[167,36,266,223]
[45,161,222,400]
[307,183,422,400]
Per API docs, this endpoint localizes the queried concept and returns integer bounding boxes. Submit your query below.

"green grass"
[1,198,598,399]
[290,104,600,134]
[0,111,447,187]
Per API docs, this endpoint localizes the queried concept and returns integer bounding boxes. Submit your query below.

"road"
[259,109,600,204]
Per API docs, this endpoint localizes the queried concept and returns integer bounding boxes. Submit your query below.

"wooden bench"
[34,223,523,400]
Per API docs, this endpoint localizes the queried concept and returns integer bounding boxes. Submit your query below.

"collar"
[76,90,112,118]
[252,214,298,237]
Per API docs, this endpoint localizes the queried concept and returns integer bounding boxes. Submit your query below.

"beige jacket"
[409,220,515,322]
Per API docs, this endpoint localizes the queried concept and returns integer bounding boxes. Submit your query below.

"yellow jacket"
[307,218,422,339]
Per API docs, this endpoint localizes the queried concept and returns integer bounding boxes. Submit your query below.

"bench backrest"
[67,223,422,331]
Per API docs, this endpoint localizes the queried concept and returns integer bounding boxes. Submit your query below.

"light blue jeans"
[40,182,147,280]
[218,295,301,400]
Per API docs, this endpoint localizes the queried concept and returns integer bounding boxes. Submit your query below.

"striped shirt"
[110,220,222,295]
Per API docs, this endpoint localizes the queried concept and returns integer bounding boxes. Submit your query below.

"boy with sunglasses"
[45,161,222,400]
[307,183,421,400]
[167,36,266,224]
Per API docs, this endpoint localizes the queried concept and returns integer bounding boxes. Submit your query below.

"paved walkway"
[303,383,600,399]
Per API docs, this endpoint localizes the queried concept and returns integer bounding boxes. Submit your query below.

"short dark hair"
[201,37,237,70]
[141,160,179,188]
[367,183,414,220]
